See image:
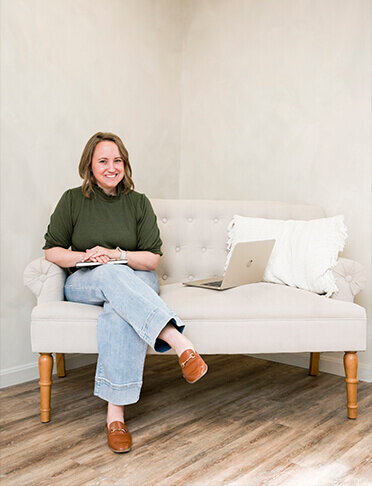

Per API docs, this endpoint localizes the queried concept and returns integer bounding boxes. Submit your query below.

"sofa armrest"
[330,257,367,302]
[24,257,67,304]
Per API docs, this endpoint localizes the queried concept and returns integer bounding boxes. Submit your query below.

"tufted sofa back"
[151,199,325,286]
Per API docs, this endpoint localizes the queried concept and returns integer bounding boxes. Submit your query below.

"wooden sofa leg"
[309,352,320,376]
[344,351,358,419]
[38,353,53,423]
[56,353,66,377]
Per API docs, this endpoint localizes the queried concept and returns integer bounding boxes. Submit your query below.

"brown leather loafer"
[179,349,208,384]
[106,421,132,453]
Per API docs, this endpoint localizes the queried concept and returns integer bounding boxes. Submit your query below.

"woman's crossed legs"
[64,264,204,434]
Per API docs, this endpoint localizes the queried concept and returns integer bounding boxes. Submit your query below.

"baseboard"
[250,352,372,383]
[0,354,97,389]
[1,351,371,389]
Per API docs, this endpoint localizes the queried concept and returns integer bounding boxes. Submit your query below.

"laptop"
[182,239,275,290]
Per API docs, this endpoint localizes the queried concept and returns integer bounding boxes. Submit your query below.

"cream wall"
[1,0,370,386]
[0,0,184,385]
[179,0,371,379]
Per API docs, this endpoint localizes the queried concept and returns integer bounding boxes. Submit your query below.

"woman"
[43,132,208,453]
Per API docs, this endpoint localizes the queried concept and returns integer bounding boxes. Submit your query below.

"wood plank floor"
[0,355,371,486]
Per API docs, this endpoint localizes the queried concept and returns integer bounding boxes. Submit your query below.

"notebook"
[182,239,275,290]
[76,259,128,268]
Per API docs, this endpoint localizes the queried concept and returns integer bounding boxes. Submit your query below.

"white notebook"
[76,259,128,268]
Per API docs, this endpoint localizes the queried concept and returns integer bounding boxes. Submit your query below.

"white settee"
[24,199,367,423]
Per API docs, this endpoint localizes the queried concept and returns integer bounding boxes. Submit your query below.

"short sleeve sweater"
[43,184,163,255]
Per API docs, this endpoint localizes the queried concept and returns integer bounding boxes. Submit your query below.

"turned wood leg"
[56,353,66,377]
[309,352,320,376]
[38,353,53,423]
[344,351,358,419]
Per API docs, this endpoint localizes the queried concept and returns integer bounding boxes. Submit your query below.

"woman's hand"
[82,246,121,264]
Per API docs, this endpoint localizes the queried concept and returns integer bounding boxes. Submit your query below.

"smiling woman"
[78,132,134,198]
[91,141,125,195]
[42,131,208,453]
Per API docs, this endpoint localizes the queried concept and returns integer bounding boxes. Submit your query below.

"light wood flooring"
[0,355,371,486]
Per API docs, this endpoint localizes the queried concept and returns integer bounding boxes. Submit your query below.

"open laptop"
[183,239,275,290]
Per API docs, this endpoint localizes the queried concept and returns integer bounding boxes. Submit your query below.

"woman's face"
[91,141,125,195]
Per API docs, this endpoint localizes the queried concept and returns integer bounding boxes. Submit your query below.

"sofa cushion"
[159,282,366,320]
[30,283,367,354]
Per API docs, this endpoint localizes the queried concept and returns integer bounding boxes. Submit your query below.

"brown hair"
[79,132,135,198]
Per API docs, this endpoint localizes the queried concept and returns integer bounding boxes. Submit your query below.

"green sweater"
[43,185,163,255]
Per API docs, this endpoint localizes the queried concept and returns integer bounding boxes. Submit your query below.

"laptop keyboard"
[202,280,223,287]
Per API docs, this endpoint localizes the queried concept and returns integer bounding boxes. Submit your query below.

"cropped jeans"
[64,264,185,406]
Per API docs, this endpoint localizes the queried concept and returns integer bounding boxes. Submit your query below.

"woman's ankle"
[174,338,195,357]
[168,331,195,357]
[158,322,195,357]
[107,402,124,425]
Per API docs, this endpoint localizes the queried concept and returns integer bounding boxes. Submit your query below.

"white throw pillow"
[225,214,348,297]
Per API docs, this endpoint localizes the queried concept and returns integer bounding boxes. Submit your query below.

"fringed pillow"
[225,214,348,297]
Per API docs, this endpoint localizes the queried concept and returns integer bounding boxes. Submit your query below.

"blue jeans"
[64,264,185,405]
